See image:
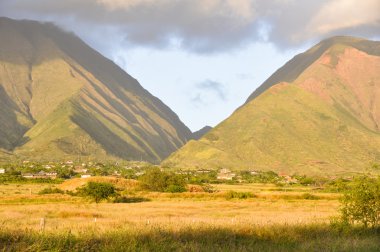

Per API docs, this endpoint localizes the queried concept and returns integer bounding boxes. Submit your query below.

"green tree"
[139,168,187,192]
[78,182,116,203]
[341,176,380,228]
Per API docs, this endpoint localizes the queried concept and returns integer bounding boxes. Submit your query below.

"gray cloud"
[190,79,227,106]
[197,80,227,101]
[0,0,379,53]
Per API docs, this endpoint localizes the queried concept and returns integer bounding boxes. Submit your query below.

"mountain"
[164,36,380,175]
[192,126,213,140]
[0,17,192,162]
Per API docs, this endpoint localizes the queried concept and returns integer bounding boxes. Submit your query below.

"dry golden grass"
[0,182,340,234]
[2,182,378,251]
[58,176,139,191]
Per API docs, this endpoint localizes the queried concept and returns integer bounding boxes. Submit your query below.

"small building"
[219,168,231,174]
[217,173,236,180]
[74,167,88,174]
[135,171,145,176]
[81,174,92,178]
[217,168,236,180]
[0,168,5,174]
[22,173,34,178]
[196,169,211,174]
[46,172,58,178]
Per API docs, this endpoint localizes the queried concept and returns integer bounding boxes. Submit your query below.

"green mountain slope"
[0,17,192,162]
[164,37,380,175]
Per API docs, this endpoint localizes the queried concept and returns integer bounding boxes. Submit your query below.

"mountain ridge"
[164,36,380,175]
[246,36,380,102]
[0,17,192,162]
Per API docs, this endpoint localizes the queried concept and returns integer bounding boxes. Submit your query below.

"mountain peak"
[0,17,192,162]
[246,36,380,103]
[165,37,380,175]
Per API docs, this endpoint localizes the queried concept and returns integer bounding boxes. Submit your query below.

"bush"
[165,185,186,193]
[38,187,65,195]
[112,196,149,203]
[340,176,380,228]
[202,184,217,193]
[78,182,117,203]
[301,193,320,200]
[138,168,187,193]
[225,191,255,200]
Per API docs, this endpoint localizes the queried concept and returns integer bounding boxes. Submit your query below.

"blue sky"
[1,0,379,131]
[115,42,306,130]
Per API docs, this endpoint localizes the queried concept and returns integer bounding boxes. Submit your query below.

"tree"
[138,168,187,192]
[78,182,116,203]
[341,176,380,228]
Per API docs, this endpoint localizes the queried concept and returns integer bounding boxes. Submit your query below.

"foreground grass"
[0,224,379,251]
[0,182,372,251]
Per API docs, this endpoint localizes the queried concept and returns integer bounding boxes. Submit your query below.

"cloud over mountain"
[1,0,379,53]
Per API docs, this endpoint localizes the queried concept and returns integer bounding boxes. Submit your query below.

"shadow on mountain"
[70,103,154,161]
[0,85,30,150]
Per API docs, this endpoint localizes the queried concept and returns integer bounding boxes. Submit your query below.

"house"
[217,168,236,180]
[0,168,5,174]
[219,168,231,174]
[279,173,298,184]
[217,173,236,180]
[81,174,92,178]
[195,169,211,174]
[135,171,145,176]
[22,173,34,178]
[22,171,57,179]
[74,167,88,174]
[45,172,58,178]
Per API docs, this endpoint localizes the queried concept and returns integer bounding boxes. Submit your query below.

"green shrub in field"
[301,193,320,200]
[325,178,351,192]
[340,176,380,228]
[202,184,217,193]
[225,191,255,200]
[138,168,187,193]
[78,182,117,203]
[112,196,149,203]
[38,187,65,195]
[165,185,186,193]
[0,175,62,184]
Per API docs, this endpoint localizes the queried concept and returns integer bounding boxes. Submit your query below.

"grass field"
[0,181,379,251]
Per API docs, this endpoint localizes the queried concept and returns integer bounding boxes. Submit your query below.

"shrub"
[202,184,217,193]
[78,182,117,203]
[340,176,380,228]
[225,191,255,200]
[165,185,186,193]
[301,193,320,200]
[38,187,65,195]
[138,168,187,193]
[112,196,149,203]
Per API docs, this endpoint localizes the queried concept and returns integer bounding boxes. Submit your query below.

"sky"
[0,0,379,131]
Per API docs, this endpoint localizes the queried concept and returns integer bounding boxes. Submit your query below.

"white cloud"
[308,0,380,35]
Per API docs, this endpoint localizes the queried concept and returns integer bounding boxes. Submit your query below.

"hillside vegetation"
[164,37,380,175]
[0,17,192,163]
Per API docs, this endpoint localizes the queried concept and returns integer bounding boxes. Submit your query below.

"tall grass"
[0,224,378,251]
